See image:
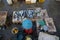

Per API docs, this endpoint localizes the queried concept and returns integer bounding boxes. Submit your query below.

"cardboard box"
[25,0,31,4]
[0,11,7,25]
[44,18,56,32]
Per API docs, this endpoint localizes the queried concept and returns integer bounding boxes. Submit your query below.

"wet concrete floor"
[0,0,60,40]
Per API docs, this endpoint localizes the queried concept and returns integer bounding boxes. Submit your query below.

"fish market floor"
[0,0,60,40]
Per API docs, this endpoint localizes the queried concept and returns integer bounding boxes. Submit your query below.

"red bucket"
[24,28,33,34]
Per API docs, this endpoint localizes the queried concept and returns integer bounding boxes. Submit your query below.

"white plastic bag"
[7,0,12,5]
[31,0,36,3]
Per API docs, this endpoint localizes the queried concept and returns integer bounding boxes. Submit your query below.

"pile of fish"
[12,8,41,23]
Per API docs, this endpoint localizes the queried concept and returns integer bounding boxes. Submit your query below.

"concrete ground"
[0,0,60,40]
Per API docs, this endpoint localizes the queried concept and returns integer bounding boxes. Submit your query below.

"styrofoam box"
[38,32,59,40]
